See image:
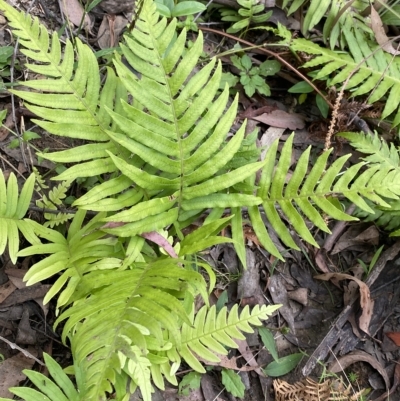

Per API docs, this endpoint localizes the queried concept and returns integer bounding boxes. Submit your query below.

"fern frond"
[288,28,400,125]
[18,209,122,307]
[36,180,74,226]
[0,171,39,263]
[251,133,400,258]
[179,304,280,372]
[0,353,79,401]
[55,258,208,401]
[0,1,126,181]
[338,131,400,169]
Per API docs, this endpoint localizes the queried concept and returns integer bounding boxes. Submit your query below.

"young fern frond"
[36,180,74,227]
[0,171,38,263]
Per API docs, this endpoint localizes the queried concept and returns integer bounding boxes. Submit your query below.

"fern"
[0,171,39,263]
[3,0,400,400]
[0,353,79,401]
[282,26,400,126]
[339,131,400,235]
[36,180,74,227]
[338,131,400,169]
[282,0,370,47]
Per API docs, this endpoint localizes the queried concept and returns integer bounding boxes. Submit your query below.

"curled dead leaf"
[329,350,390,392]
[315,273,373,334]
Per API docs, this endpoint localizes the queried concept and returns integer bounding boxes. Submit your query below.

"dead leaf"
[287,288,308,306]
[315,273,373,334]
[0,280,16,303]
[385,332,400,346]
[61,0,92,31]
[259,127,285,160]
[97,14,128,49]
[370,6,400,55]
[329,350,390,392]
[251,110,305,130]
[235,338,264,375]
[140,231,178,258]
[0,352,35,398]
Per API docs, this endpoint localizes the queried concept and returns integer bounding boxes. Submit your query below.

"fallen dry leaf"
[0,281,16,303]
[370,6,400,55]
[385,331,400,346]
[329,350,390,392]
[0,352,35,398]
[251,110,305,130]
[315,273,373,334]
[97,14,128,49]
[61,0,92,31]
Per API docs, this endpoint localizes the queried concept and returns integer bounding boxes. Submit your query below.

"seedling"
[231,54,280,97]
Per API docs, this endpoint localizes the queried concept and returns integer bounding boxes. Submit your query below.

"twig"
[0,335,45,366]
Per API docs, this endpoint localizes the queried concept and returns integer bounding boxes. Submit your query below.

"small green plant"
[357,245,384,277]
[178,372,202,396]
[288,81,329,118]
[220,0,272,34]
[230,54,280,97]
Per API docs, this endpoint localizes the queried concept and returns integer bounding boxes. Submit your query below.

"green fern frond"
[0,353,79,401]
[0,1,126,181]
[179,304,281,372]
[251,133,400,258]
[18,209,122,307]
[54,258,208,401]
[288,27,400,125]
[354,198,400,232]
[283,0,369,47]
[338,131,400,169]
[0,171,39,263]
[36,180,74,226]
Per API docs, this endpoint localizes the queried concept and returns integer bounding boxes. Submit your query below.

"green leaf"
[221,369,245,398]
[258,327,278,362]
[316,94,329,118]
[288,81,314,93]
[172,1,206,17]
[263,353,303,377]
[178,372,202,396]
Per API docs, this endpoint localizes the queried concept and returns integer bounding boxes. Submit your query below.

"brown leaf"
[251,110,305,130]
[97,15,128,49]
[315,273,373,334]
[370,6,400,55]
[385,332,400,346]
[0,280,16,303]
[0,352,35,398]
[61,0,92,31]
[329,350,390,392]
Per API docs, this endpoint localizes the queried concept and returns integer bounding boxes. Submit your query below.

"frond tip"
[0,171,38,263]
[180,304,281,372]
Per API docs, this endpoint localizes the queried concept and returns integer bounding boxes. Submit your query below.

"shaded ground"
[1,1,400,400]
